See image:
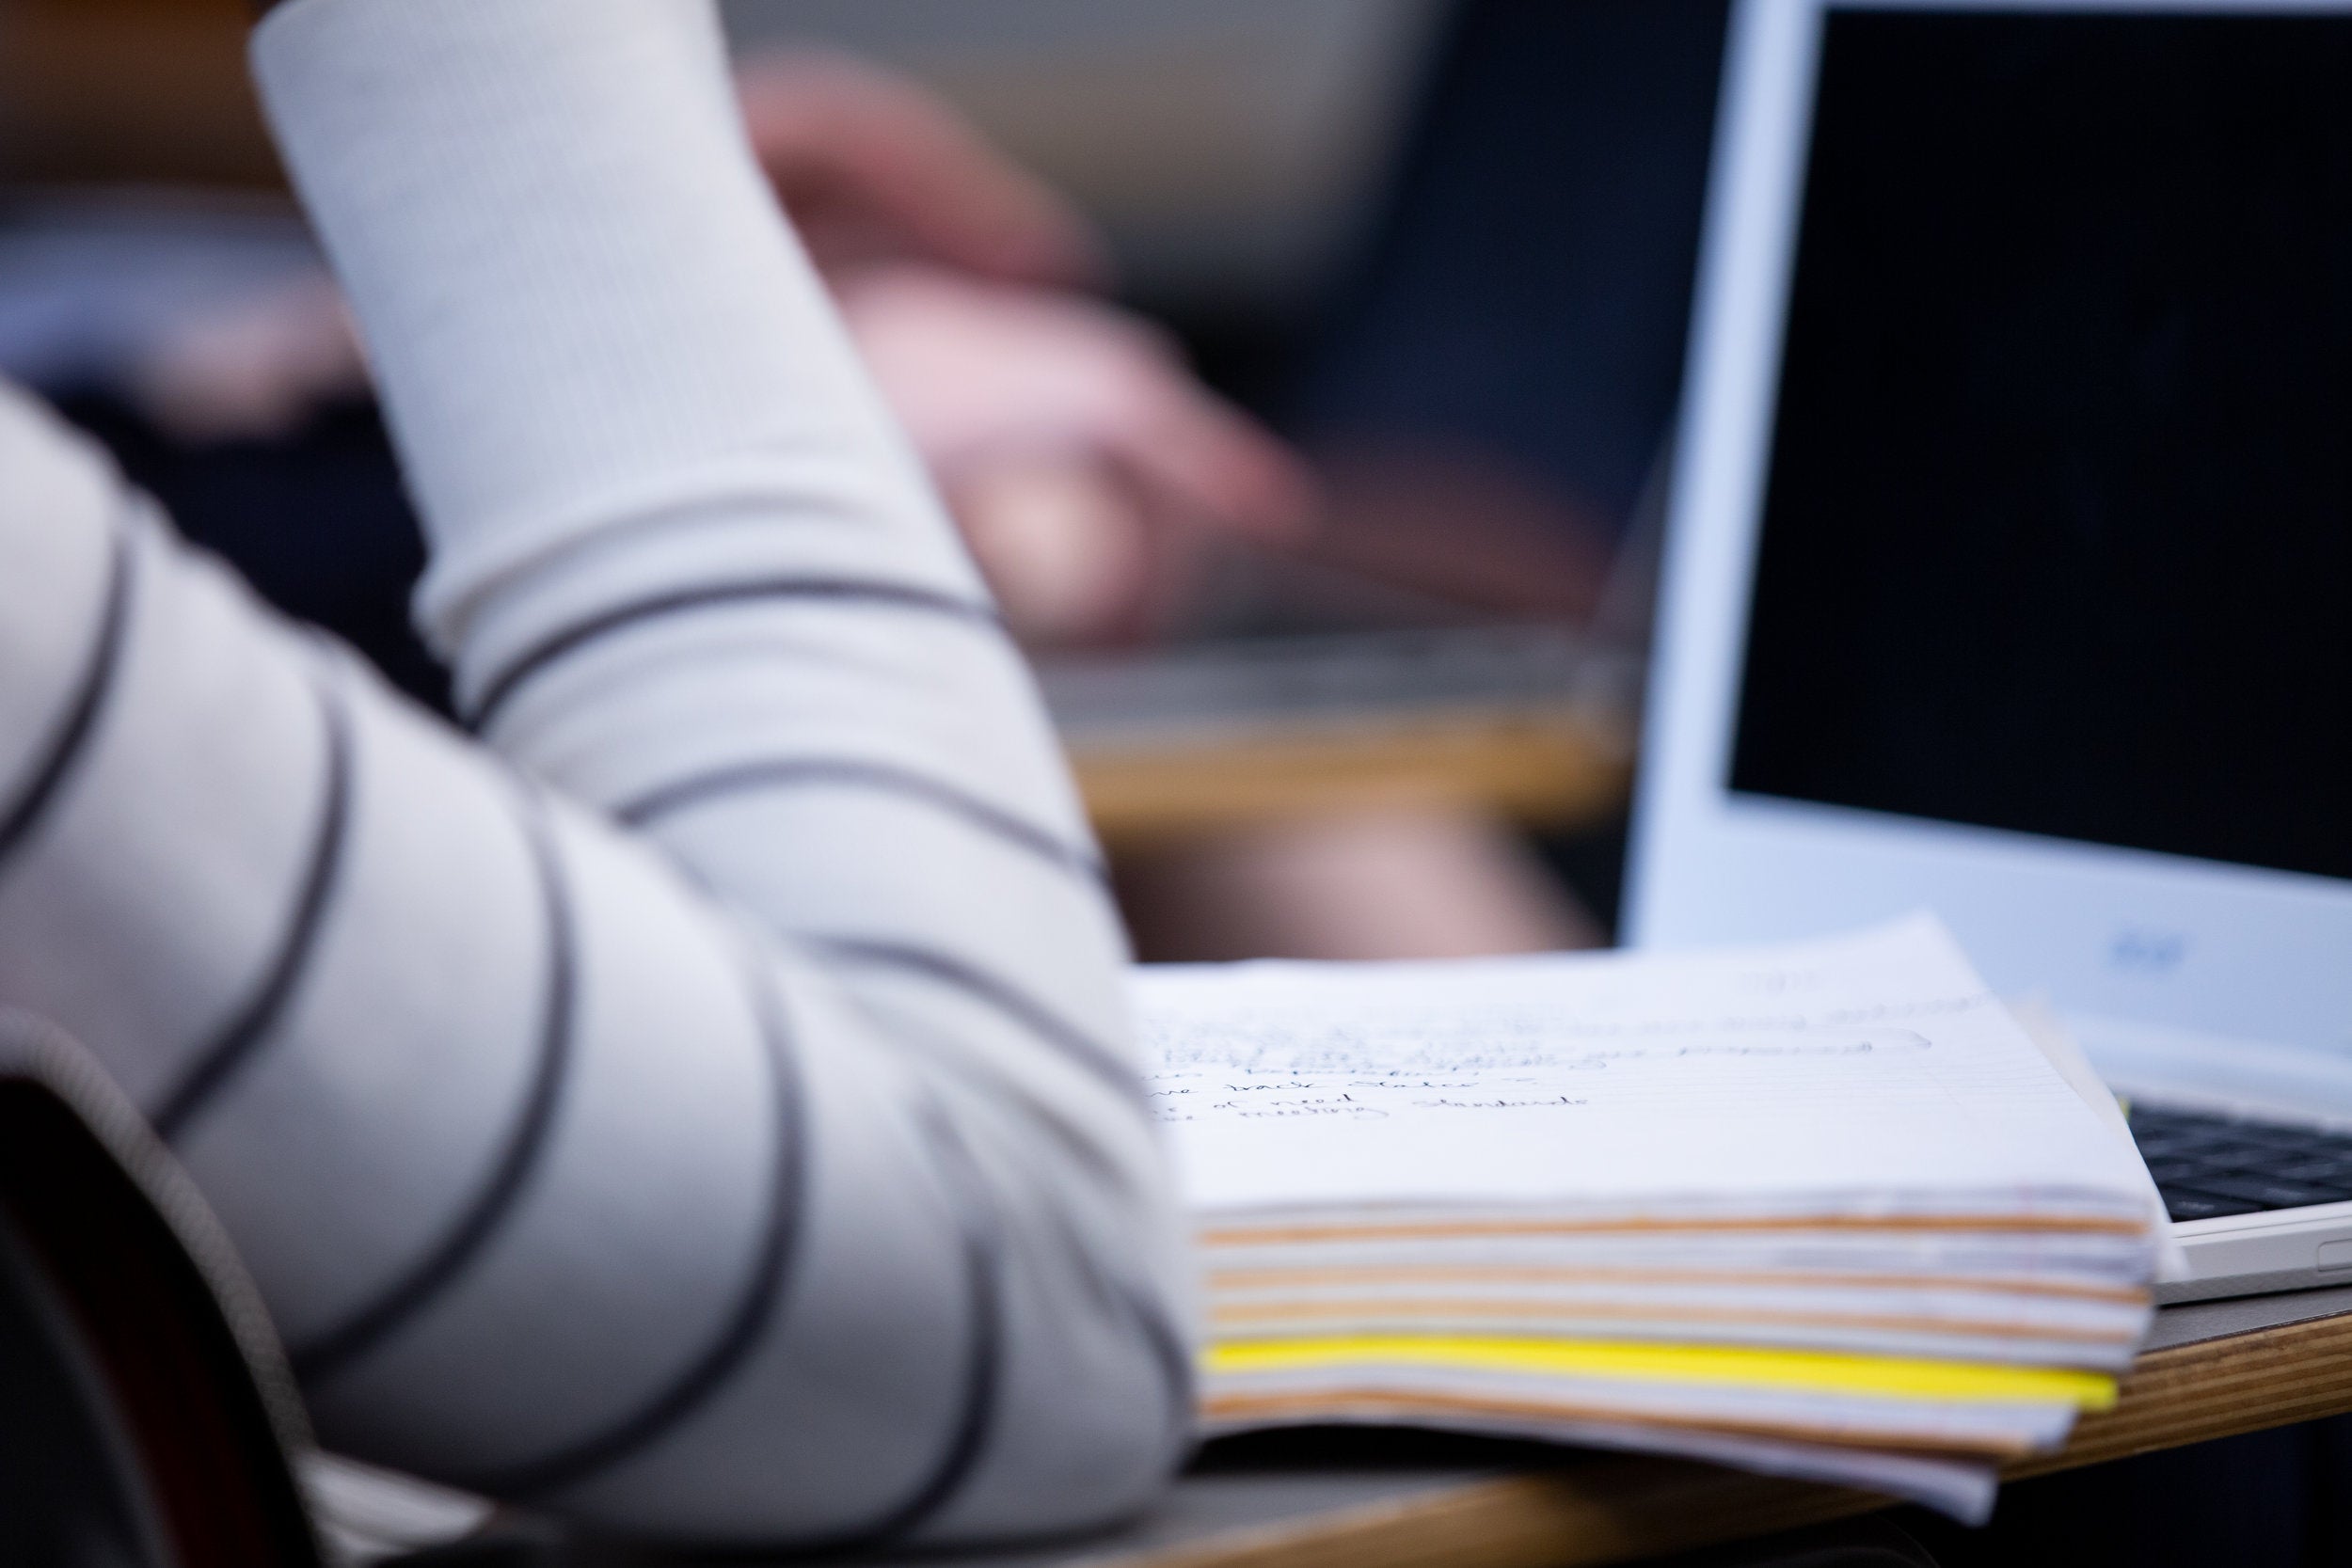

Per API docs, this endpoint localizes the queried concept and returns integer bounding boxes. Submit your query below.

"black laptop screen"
[1729,8,2352,882]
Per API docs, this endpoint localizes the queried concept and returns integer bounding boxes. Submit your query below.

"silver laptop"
[1626,0,2352,1302]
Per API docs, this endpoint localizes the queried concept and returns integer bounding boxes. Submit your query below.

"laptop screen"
[1728,9,2352,885]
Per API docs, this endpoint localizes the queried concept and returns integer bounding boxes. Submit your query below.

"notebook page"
[1138,914,2156,1220]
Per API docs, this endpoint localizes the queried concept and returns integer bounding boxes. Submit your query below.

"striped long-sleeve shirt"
[0,0,1190,1547]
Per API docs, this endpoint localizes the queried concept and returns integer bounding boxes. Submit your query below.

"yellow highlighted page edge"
[1205,1335,2116,1411]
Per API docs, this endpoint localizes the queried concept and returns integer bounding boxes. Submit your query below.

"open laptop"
[1626,0,2352,1302]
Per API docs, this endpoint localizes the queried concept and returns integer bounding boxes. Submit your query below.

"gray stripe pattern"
[616,756,1104,884]
[0,0,1193,1544]
[285,786,581,1386]
[0,528,133,875]
[468,578,1002,732]
[153,673,357,1143]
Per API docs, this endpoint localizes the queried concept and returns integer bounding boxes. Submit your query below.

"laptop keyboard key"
[2190,1141,2296,1169]
[2185,1176,2351,1211]
[2261,1130,2352,1154]
[2216,1148,2316,1179]
[2134,1131,2237,1158]
[2160,1189,2263,1221]
[2131,1105,2352,1214]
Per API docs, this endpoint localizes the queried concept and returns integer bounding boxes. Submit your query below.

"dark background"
[1730,11,2352,883]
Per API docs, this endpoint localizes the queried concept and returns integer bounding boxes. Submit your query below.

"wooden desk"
[0,0,280,189]
[856,1286,2352,1568]
[357,1278,2352,1565]
[1069,708,1632,850]
[1042,629,1639,850]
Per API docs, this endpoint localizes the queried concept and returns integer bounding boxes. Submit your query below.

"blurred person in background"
[712,0,1740,953]
[0,0,1594,963]
[0,13,1318,666]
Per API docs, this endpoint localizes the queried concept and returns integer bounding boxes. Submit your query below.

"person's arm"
[0,0,1189,1545]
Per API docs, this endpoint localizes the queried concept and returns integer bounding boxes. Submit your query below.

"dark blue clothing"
[1288,0,1729,537]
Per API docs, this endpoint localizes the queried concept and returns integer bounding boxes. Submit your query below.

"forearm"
[248,0,1129,1080]
[0,394,1186,1544]
[0,0,1192,1543]
[245,0,1197,1527]
[250,0,977,664]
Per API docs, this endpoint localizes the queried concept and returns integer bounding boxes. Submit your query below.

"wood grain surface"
[1071,709,1632,849]
[1098,1307,2352,1568]
[0,0,280,188]
[2010,1307,2352,1478]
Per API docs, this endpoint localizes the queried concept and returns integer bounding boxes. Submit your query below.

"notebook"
[1136,916,2164,1520]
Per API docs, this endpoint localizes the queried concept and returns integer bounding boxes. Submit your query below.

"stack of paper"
[1137,916,2164,1521]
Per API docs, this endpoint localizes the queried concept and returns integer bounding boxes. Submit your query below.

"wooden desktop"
[844,1286,2352,1568]
[1044,627,1639,850]
[1070,706,1631,850]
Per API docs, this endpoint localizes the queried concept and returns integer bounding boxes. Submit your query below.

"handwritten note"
[1136,915,2155,1219]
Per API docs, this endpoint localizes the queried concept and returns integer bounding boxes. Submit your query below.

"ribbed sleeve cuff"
[250,0,979,657]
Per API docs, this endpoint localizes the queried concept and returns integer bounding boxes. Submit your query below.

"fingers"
[950,460,1157,645]
[836,264,1318,543]
[129,273,371,444]
[1097,366,1320,546]
[728,55,1314,553]
[832,262,1321,647]
[734,50,1104,287]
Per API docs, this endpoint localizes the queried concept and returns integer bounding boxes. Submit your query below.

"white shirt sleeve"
[0,0,1191,1547]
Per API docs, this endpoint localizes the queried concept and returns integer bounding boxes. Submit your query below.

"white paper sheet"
[1139,915,2157,1227]
[2010,995,2187,1279]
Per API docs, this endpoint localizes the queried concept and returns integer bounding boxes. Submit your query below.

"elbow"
[525,1116,1197,1552]
[540,1260,1196,1553]
[923,1260,1198,1547]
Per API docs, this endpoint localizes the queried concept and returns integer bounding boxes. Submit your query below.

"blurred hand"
[834,263,1315,646]
[130,271,368,445]
[118,44,1322,648]
[736,50,1318,645]
[121,48,1098,446]
[733,50,1104,288]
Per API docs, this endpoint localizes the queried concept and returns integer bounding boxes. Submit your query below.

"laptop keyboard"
[2127,1104,2352,1222]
